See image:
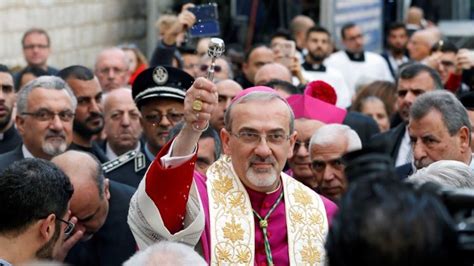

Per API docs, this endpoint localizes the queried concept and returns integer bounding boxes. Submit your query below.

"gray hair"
[408,160,474,189]
[410,90,471,137]
[224,91,295,133]
[17,76,77,114]
[123,241,207,266]
[309,124,362,152]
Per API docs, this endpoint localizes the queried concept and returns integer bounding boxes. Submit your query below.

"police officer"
[102,66,194,188]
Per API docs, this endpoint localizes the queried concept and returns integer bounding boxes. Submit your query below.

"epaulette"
[102,150,145,173]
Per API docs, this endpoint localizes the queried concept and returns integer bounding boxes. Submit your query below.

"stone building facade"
[0,0,170,71]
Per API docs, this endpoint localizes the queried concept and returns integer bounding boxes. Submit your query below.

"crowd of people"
[1,4,474,266]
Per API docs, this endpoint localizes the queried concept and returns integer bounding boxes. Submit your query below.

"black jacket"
[64,180,137,266]
[0,145,24,172]
[371,122,407,164]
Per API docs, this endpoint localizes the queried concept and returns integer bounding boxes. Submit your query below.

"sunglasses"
[199,64,222,73]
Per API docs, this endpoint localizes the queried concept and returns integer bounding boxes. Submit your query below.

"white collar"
[21,144,35,158]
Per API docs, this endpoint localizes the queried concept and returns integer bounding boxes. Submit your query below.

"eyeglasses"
[23,44,49,50]
[231,131,290,145]
[293,140,310,152]
[22,110,75,122]
[57,217,75,236]
[200,64,222,73]
[97,67,127,76]
[143,112,184,125]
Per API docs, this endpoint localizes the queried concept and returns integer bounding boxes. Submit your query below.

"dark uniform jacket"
[102,144,151,188]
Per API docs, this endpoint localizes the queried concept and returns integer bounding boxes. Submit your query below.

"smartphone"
[188,3,220,38]
[274,40,295,68]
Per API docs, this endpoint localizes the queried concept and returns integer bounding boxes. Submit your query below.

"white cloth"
[387,53,409,78]
[469,154,474,170]
[21,144,34,159]
[395,127,413,167]
[128,140,204,249]
[324,51,393,98]
[301,67,352,108]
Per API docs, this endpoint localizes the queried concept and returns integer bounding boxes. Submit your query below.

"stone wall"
[0,0,151,70]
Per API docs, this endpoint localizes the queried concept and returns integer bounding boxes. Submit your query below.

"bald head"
[407,29,440,61]
[104,87,135,113]
[94,47,130,92]
[290,15,315,49]
[406,7,424,25]
[52,150,103,197]
[52,150,109,240]
[254,63,292,85]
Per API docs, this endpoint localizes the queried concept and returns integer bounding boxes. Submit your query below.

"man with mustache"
[401,90,472,178]
[102,66,192,188]
[0,65,22,154]
[0,158,74,265]
[128,80,338,264]
[372,63,443,169]
[58,65,108,163]
[0,76,76,171]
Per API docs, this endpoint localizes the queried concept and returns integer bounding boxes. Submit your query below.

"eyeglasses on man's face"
[143,111,184,125]
[56,217,75,237]
[231,130,290,145]
[22,109,75,122]
[200,64,222,73]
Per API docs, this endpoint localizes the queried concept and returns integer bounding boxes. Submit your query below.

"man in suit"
[397,90,472,178]
[0,65,21,154]
[52,150,136,266]
[102,66,194,188]
[0,76,76,171]
[58,65,109,163]
[372,63,443,167]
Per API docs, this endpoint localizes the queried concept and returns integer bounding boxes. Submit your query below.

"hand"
[423,52,442,69]
[173,77,218,157]
[53,216,84,262]
[457,49,474,71]
[289,56,306,85]
[178,3,196,30]
[183,77,218,129]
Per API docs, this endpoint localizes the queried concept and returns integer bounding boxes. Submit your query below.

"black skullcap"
[132,66,194,108]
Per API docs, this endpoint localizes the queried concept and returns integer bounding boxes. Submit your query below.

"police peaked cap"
[132,66,194,108]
